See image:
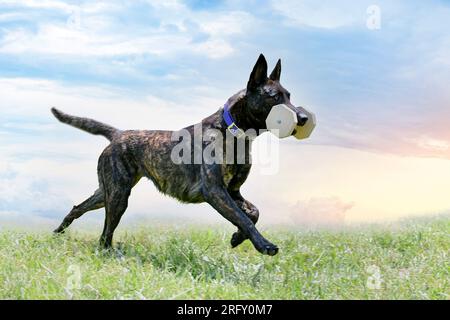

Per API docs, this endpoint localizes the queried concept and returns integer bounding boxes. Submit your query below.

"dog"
[52,54,310,256]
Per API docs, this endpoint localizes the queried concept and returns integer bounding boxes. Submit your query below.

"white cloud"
[0,159,73,219]
[0,24,194,57]
[271,0,365,29]
[197,11,255,36]
[0,1,256,59]
[0,12,30,22]
[0,0,75,13]
[0,77,221,127]
[0,0,118,14]
[192,38,234,59]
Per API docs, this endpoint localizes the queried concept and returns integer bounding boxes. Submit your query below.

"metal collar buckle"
[227,122,245,138]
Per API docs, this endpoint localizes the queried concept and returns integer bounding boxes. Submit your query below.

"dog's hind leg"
[97,148,136,249]
[229,192,260,248]
[54,189,104,234]
[99,187,131,249]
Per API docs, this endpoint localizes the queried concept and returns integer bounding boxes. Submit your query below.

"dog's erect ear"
[247,54,268,91]
[269,59,281,81]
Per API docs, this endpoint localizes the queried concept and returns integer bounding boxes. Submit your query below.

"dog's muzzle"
[265,104,316,139]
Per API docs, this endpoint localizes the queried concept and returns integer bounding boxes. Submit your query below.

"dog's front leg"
[229,191,259,248]
[201,164,278,256]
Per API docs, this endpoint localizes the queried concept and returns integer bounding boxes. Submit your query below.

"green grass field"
[0,217,448,300]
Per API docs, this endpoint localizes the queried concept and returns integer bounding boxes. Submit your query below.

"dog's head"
[244,54,310,135]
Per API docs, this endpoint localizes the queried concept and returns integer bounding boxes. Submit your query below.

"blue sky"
[1,0,450,228]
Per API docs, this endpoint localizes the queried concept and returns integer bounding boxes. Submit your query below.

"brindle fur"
[52,54,308,256]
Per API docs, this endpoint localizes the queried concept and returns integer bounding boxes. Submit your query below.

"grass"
[0,217,448,300]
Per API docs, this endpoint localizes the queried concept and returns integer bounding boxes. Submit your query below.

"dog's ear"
[269,59,281,81]
[247,54,268,91]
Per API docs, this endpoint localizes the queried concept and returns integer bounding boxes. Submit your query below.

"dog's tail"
[51,107,120,141]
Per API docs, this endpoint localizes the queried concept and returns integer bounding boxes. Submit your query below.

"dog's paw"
[263,244,279,256]
[53,227,65,234]
[254,240,279,256]
[230,231,246,248]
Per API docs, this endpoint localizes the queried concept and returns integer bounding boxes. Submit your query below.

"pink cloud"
[290,197,354,227]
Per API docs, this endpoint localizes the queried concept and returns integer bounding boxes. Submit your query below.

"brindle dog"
[52,54,308,256]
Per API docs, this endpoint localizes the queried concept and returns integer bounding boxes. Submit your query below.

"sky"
[0,0,450,230]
